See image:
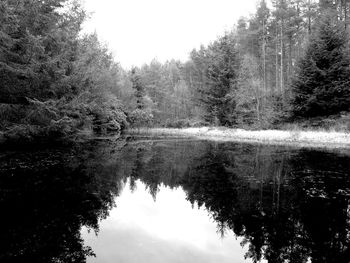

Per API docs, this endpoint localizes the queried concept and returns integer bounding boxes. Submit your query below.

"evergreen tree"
[191,32,240,125]
[0,0,85,103]
[235,54,262,125]
[0,1,129,137]
[130,67,145,110]
[291,13,350,117]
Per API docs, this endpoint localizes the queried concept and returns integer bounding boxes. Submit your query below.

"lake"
[0,136,349,263]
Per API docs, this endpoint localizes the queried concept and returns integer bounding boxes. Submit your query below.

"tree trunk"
[288,36,293,82]
[308,0,312,34]
[262,19,267,95]
[275,25,279,94]
[345,0,348,29]
[280,18,284,96]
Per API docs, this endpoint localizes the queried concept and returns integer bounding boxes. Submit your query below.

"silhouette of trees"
[0,141,124,262]
[2,137,349,262]
[119,139,350,263]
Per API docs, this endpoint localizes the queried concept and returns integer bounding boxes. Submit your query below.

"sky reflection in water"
[83,179,253,263]
[1,137,349,263]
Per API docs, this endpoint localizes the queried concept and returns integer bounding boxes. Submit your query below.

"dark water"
[0,136,350,263]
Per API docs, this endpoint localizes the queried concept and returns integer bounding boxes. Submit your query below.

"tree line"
[125,0,350,129]
[1,0,350,145]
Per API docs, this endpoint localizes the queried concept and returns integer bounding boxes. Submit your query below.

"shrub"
[164,119,191,128]
[128,109,154,128]
[0,92,129,144]
[164,119,210,128]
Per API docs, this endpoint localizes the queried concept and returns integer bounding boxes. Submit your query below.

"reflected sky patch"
[82,180,255,263]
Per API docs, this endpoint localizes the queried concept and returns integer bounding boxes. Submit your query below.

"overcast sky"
[82,0,259,68]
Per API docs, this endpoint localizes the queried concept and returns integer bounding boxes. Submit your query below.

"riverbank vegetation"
[1,0,350,146]
[0,0,127,145]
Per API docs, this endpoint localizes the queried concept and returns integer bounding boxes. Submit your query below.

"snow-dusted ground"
[127,127,350,149]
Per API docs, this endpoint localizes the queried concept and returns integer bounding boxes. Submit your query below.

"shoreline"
[126,127,350,149]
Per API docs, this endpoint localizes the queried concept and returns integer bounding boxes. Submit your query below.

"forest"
[1,0,350,145]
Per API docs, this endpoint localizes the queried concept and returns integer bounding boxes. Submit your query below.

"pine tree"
[0,0,85,103]
[291,13,350,117]
[191,32,239,125]
[130,67,145,110]
[235,54,262,125]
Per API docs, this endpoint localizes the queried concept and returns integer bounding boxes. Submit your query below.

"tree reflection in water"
[0,140,124,263]
[120,139,350,263]
[0,138,349,263]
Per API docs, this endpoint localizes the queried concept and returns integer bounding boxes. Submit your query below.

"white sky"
[82,0,259,68]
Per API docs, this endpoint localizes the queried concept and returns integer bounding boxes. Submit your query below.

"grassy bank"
[127,127,350,149]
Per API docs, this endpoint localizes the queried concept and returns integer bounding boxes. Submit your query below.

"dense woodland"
[1,0,350,144]
[0,0,127,144]
[129,0,350,129]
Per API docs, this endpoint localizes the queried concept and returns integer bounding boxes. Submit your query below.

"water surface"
[0,136,349,262]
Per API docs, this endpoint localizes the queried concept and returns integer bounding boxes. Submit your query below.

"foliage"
[128,109,154,128]
[0,1,128,144]
[235,54,263,126]
[0,0,85,102]
[190,32,240,125]
[130,67,146,109]
[3,0,350,139]
[282,111,350,132]
[139,60,198,125]
[120,0,350,129]
[0,93,127,144]
[164,119,191,128]
[291,13,350,118]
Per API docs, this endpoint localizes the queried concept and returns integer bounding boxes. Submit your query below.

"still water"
[0,136,349,263]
